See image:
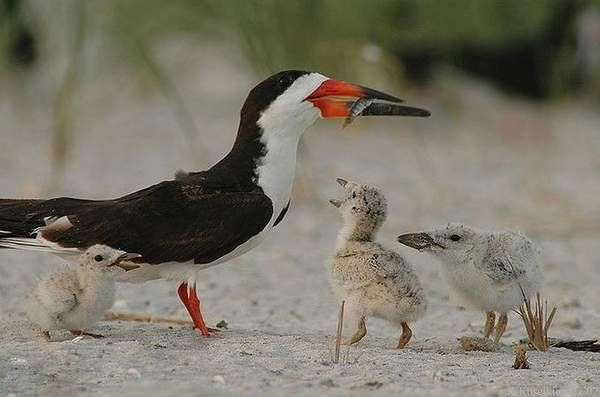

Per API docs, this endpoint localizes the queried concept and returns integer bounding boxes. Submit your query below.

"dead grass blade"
[516,286,557,352]
[333,300,345,364]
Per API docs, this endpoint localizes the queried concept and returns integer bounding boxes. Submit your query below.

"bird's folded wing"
[483,256,523,284]
[3,180,274,265]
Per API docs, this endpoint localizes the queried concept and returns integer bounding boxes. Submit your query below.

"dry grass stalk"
[513,344,530,369]
[516,287,557,352]
[333,300,345,364]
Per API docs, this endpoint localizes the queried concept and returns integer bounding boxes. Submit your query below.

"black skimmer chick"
[397,223,543,343]
[329,178,426,348]
[0,70,430,337]
[25,244,136,340]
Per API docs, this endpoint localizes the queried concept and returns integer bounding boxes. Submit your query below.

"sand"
[1,43,599,396]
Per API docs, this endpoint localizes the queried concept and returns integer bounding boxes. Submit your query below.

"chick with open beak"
[327,178,426,349]
[25,245,140,340]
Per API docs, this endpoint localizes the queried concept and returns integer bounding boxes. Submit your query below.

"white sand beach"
[1,45,599,396]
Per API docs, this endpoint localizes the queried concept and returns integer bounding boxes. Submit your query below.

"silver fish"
[343,98,374,128]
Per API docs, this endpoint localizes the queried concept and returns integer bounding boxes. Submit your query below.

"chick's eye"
[450,234,461,242]
[351,192,356,198]
[278,76,291,88]
[94,255,103,262]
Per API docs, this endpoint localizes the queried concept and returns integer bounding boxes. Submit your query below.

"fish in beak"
[305,79,430,119]
[397,232,446,251]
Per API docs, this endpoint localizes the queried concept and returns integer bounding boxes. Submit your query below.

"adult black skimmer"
[0,70,429,337]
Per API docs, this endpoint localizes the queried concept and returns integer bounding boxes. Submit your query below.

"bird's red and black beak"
[305,79,430,119]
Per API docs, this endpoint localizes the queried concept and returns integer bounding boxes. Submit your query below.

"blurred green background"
[3,0,600,96]
[1,0,600,178]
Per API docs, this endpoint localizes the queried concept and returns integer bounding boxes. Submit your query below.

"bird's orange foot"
[192,325,221,334]
[177,282,216,337]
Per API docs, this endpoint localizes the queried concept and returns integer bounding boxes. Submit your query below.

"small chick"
[328,178,426,349]
[26,244,134,339]
[398,223,543,343]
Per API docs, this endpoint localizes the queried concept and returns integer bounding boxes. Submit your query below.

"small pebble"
[212,375,225,384]
[216,320,228,329]
[127,368,142,378]
[459,336,498,352]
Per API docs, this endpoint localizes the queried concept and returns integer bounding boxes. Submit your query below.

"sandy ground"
[1,43,600,396]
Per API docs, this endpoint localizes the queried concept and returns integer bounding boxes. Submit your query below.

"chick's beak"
[108,252,142,267]
[329,177,350,207]
[329,199,343,208]
[336,178,348,187]
[397,232,445,251]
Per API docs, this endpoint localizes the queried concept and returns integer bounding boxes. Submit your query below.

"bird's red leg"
[177,282,219,336]
[177,282,192,312]
[188,285,220,335]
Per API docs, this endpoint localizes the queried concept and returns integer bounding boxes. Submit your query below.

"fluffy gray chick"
[329,178,426,348]
[398,223,542,343]
[26,244,136,339]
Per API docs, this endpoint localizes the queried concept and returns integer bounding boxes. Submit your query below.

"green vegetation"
[1,0,592,84]
[2,0,598,174]
[98,0,560,77]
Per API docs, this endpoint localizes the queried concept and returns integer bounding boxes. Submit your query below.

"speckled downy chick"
[329,178,426,348]
[25,245,138,339]
[398,223,542,343]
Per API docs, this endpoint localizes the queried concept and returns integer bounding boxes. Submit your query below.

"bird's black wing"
[0,197,101,237]
[1,180,273,265]
[553,340,600,352]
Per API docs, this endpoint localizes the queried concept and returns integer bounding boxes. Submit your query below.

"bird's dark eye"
[278,76,292,88]
[94,255,103,262]
[450,234,461,242]
[351,192,356,198]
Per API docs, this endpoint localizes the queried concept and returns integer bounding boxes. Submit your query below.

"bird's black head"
[219,69,429,186]
[239,69,410,131]
[242,70,311,115]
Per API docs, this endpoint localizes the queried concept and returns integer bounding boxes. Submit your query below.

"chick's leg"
[494,312,508,343]
[484,311,496,338]
[346,316,367,345]
[397,321,413,349]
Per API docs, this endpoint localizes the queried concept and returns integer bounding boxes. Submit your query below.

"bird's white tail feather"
[115,265,162,283]
[0,237,81,255]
